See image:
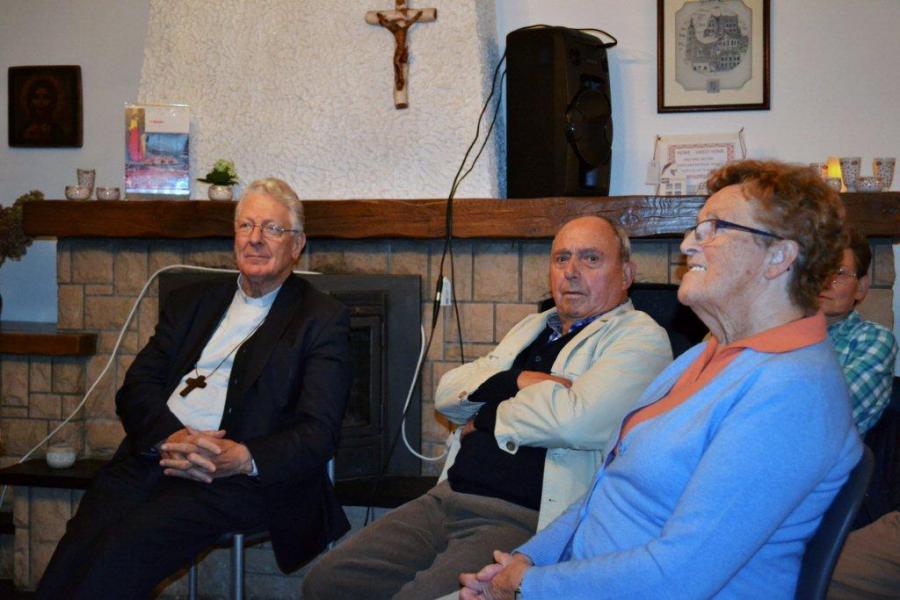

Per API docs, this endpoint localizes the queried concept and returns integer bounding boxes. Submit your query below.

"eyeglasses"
[684,218,782,244]
[235,221,299,240]
[830,268,859,288]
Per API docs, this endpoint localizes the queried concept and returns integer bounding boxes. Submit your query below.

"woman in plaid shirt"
[819,228,897,434]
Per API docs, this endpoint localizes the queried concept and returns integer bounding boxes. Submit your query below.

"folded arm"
[494,319,671,453]
[435,313,549,424]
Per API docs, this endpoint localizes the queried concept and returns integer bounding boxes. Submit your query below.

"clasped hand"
[458,550,532,600]
[159,427,253,483]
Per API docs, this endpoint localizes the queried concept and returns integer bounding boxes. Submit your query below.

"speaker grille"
[506,27,613,198]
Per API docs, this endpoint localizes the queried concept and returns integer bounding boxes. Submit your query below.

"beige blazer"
[436,300,672,530]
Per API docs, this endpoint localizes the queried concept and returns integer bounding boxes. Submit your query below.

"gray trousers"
[827,511,900,599]
[302,481,538,600]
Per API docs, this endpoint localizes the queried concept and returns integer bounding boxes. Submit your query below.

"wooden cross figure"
[365,0,437,109]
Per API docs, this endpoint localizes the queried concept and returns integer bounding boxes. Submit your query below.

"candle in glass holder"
[826,157,845,192]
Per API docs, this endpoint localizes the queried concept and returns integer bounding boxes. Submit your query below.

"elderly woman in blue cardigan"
[459,160,862,600]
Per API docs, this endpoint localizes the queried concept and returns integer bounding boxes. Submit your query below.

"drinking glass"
[76,168,96,195]
[838,157,861,192]
[873,158,895,191]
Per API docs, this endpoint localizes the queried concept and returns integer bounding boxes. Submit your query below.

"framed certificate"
[653,131,746,195]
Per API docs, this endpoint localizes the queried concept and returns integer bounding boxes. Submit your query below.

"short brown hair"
[845,227,872,278]
[706,160,846,311]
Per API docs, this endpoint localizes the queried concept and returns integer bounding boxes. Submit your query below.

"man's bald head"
[549,216,635,333]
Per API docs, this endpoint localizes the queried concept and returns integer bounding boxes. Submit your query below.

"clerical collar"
[236,275,282,306]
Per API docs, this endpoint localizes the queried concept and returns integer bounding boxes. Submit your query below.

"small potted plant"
[198,159,239,200]
[0,190,44,321]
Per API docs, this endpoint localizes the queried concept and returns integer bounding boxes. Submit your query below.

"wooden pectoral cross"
[180,374,207,397]
[365,0,437,109]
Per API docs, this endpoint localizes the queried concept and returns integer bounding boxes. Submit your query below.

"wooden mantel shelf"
[23,194,900,240]
[0,321,97,356]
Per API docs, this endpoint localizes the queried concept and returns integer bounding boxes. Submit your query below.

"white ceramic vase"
[208,184,234,201]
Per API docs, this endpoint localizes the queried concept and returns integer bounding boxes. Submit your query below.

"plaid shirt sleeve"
[833,317,898,434]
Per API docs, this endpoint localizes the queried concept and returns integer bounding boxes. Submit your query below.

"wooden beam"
[0,322,97,356]
[22,194,900,240]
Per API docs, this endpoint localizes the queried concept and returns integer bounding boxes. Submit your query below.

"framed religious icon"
[8,65,83,147]
[657,0,770,113]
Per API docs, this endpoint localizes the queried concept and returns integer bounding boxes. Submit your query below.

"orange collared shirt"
[618,312,827,441]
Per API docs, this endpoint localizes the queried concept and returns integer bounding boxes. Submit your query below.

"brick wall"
[1,236,894,594]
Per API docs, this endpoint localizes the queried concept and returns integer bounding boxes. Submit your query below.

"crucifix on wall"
[365,0,437,109]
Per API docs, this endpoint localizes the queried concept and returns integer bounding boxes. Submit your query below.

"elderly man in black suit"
[37,178,352,599]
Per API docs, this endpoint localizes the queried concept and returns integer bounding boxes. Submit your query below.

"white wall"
[0,0,150,321]
[137,0,500,200]
[3,0,900,323]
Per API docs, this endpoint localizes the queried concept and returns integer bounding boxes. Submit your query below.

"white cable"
[400,324,449,462]
[0,265,244,508]
[32,265,242,461]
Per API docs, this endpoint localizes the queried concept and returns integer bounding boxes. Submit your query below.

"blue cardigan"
[517,338,862,599]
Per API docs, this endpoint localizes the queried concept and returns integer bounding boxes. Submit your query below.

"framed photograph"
[8,65,83,147]
[657,0,769,113]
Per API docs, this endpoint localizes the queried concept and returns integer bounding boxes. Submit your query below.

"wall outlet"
[440,277,453,306]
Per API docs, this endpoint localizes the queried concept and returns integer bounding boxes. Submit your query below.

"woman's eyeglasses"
[684,218,782,243]
[830,268,859,288]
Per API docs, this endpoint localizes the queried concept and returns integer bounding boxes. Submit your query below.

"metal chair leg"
[188,561,198,600]
[327,457,336,550]
[231,532,245,600]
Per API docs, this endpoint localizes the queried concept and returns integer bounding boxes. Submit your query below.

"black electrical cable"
[444,68,507,365]
[438,48,509,364]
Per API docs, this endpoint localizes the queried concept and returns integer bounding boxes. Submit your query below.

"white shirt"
[166,279,279,431]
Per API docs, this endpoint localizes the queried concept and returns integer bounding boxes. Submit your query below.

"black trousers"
[35,453,267,600]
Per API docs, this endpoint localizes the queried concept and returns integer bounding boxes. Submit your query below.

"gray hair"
[235,178,305,234]
[604,217,632,264]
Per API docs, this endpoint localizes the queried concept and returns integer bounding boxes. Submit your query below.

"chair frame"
[188,528,269,600]
[187,460,335,600]
[795,446,874,600]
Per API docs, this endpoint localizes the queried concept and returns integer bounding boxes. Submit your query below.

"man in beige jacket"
[303,216,672,600]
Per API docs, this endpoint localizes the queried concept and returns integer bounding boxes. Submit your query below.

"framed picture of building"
[8,65,83,147]
[657,0,769,112]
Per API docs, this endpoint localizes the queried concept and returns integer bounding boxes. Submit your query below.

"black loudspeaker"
[506,26,615,198]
